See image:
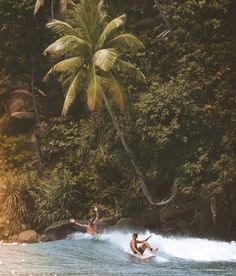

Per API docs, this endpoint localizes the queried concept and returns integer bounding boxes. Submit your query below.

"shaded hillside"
[0,0,235,241]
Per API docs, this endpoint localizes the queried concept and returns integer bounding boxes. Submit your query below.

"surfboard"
[139,254,156,260]
[133,253,156,260]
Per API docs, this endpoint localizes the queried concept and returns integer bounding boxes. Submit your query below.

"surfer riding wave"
[130,233,158,257]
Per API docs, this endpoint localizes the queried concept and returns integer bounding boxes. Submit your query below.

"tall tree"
[44,0,174,205]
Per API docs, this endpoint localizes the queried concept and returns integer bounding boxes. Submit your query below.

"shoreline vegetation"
[0,0,236,243]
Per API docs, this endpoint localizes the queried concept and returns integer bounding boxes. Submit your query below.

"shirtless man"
[70,206,99,235]
[130,233,158,256]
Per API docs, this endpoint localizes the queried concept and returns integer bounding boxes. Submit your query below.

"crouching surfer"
[130,233,158,257]
[70,206,99,235]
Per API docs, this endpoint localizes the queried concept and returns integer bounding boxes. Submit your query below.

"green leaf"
[86,65,105,111]
[106,33,144,52]
[46,20,79,36]
[93,48,118,72]
[97,14,127,47]
[62,71,83,116]
[44,57,83,80]
[105,71,126,111]
[43,35,89,58]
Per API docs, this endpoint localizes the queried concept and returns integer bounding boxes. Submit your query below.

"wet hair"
[133,233,138,238]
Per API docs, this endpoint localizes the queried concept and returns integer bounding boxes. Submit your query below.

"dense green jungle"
[0,0,236,241]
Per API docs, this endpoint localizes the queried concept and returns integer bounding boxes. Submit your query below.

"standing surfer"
[70,206,99,235]
[130,233,158,256]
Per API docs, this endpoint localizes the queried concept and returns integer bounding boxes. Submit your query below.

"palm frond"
[81,0,101,26]
[62,70,84,116]
[97,14,127,47]
[64,16,90,43]
[66,4,93,43]
[93,48,118,72]
[43,35,89,58]
[87,66,106,111]
[105,71,125,111]
[44,57,83,81]
[116,59,146,83]
[106,33,144,52]
[98,11,110,27]
[46,20,79,36]
[34,0,44,15]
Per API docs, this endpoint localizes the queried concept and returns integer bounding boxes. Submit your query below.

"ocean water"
[0,231,236,275]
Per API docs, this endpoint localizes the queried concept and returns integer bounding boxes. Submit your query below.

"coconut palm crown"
[44,0,145,116]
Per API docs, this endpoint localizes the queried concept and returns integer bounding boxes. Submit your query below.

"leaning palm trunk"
[102,92,175,206]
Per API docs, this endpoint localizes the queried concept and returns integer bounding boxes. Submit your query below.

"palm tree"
[44,0,174,205]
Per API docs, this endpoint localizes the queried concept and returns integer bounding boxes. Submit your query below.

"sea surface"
[0,231,236,275]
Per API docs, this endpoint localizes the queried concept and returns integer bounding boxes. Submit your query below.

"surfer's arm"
[137,235,152,243]
[93,206,99,224]
[136,240,142,243]
[70,219,87,228]
[145,235,152,241]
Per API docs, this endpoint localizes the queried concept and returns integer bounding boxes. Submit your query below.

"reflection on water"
[0,231,236,275]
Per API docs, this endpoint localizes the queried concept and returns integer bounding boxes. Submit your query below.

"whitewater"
[0,231,236,275]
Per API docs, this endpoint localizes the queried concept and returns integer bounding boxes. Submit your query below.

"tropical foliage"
[0,135,36,171]
[32,169,79,229]
[0,172,37,234]
[0,0,235,235]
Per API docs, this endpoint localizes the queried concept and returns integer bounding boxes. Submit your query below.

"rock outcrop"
[18,230,40,243]
[44,220,77,241]
[0,74,34,135]
[158,184,236,241]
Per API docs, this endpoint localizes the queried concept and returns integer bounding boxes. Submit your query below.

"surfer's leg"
[140,241,157,253]
[140,241,150,253]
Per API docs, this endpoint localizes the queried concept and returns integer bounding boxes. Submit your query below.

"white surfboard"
[140,254,156,260]
[133,253,156,260]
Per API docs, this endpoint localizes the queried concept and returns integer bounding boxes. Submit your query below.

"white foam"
[155,234,236,262]
[67,232,93,240]
[69,230,236,262]
[98,231,168,262]
[98,231,236,262]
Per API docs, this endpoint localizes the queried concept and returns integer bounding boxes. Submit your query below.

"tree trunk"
[102,92,175,206]
[30,54,43,174]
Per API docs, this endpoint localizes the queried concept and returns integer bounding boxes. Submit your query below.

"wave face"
[0,231,236,275]
[94,232,236,262]
[71,231,236,262]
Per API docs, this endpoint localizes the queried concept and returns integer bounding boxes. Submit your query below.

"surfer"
[130,233,158,256]
[70,206,99,235]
